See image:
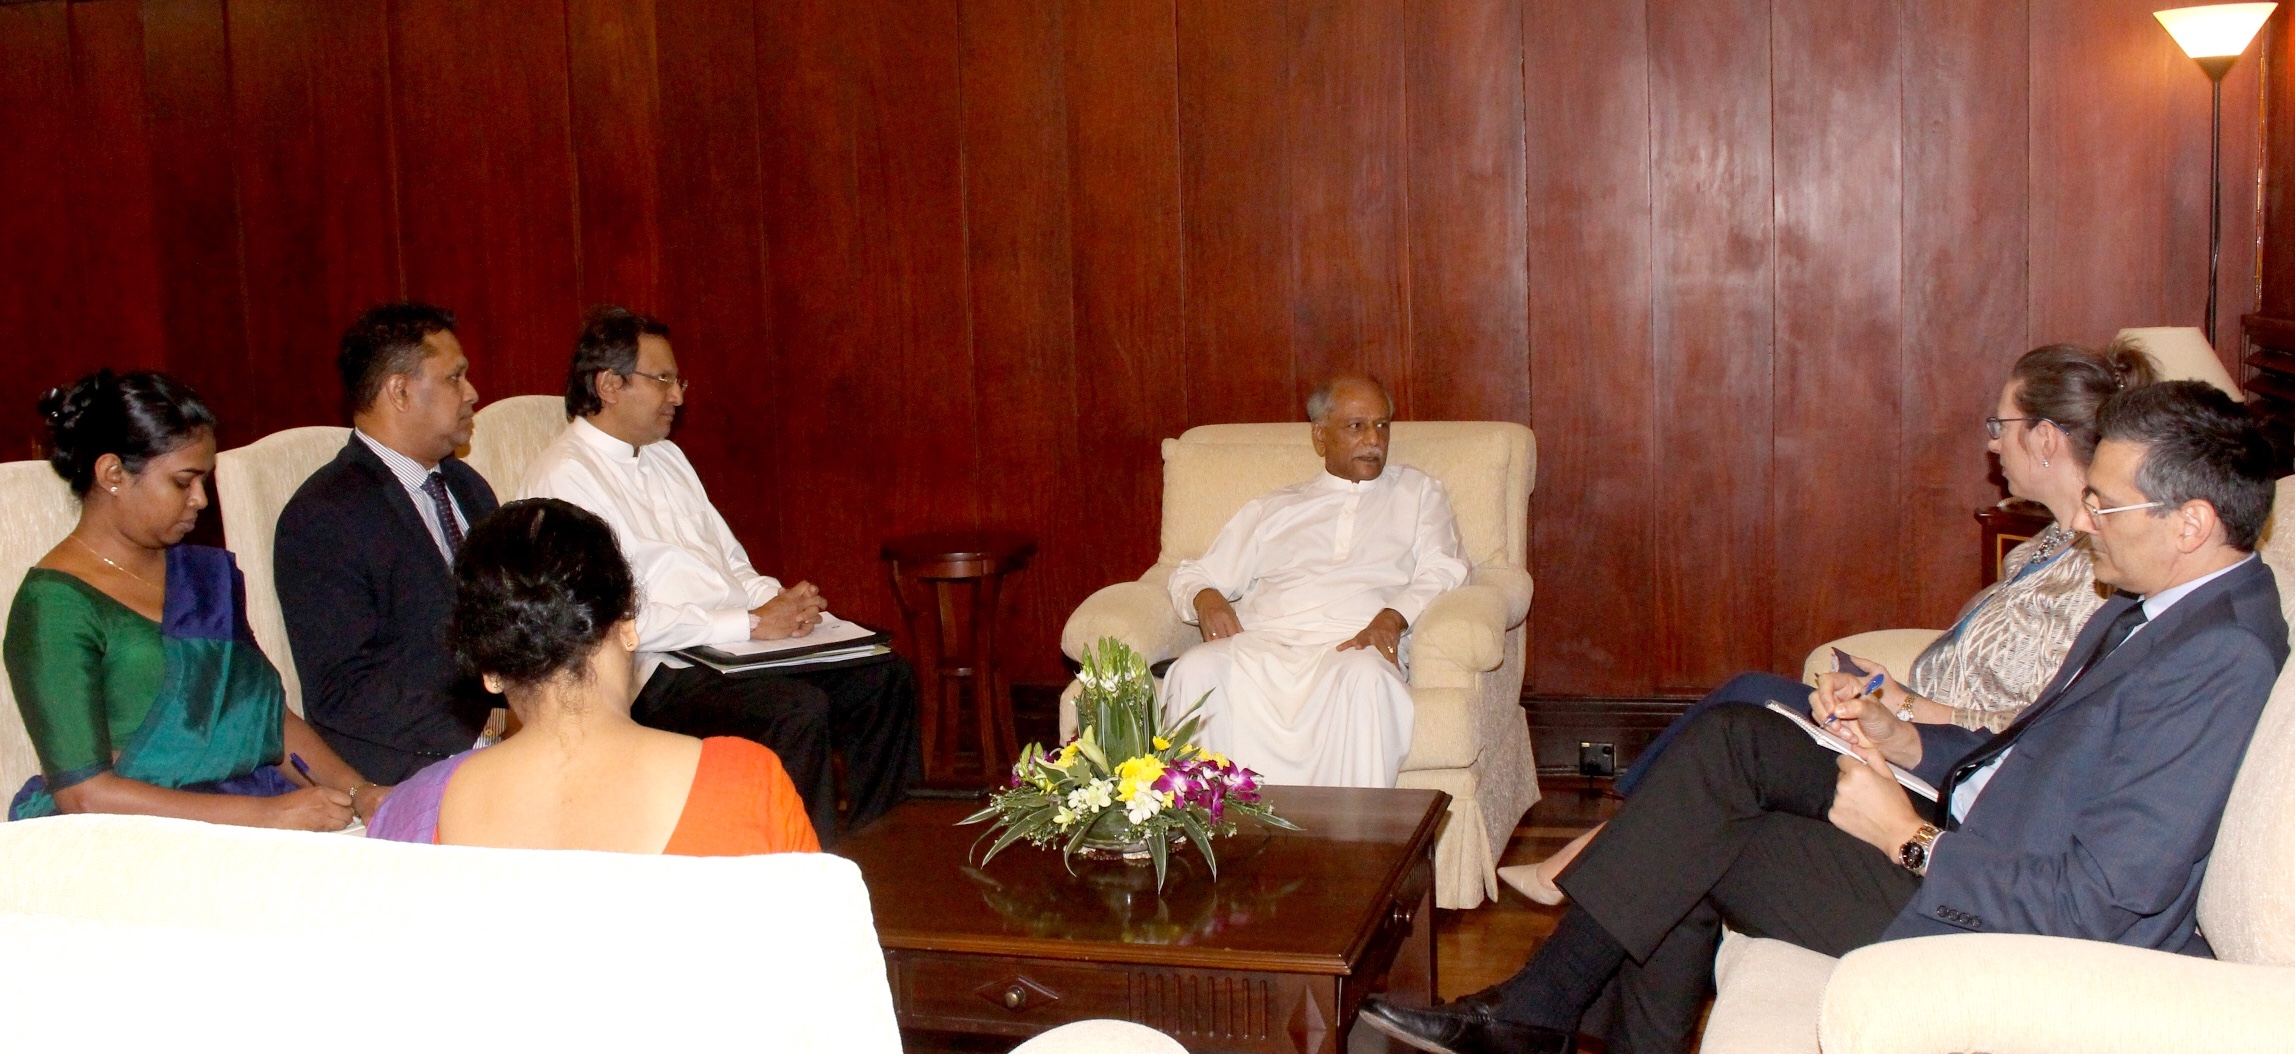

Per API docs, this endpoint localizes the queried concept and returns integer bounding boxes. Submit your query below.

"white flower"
[1053,807,1077,828]
[1125,789,1167,825]
[1067,779,1114,812]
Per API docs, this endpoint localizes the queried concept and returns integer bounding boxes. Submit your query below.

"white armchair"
[1059,422,1537,909]
[0,461,82,811]
[214,426,350,716]
[1702,476,2295,1053]
[462,394,568,498]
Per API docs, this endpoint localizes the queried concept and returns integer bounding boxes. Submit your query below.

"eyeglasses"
[1985,416,2052,440]
[2081,494,2166,518]
[627,370,690,393]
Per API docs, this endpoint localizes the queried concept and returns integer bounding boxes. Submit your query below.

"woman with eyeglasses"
[1501,342,2158,905]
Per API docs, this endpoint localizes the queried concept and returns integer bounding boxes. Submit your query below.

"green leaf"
[1074,726,1111,772]
[1174,810,1219,880]
[1058,809,1102,876]
[1148,829,1170,890]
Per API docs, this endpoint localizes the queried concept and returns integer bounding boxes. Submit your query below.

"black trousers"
[632,656,922,843]
[1520,703,1928,1053]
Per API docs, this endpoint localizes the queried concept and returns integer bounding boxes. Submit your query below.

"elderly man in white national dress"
[1160,375,1471,788]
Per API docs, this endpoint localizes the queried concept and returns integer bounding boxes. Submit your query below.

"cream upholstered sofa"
[214,425,350,716]
[1059,422,1537,909]
[0,812,902,1049]
[1701,476,2295,1053]
[0,460,81,809]
[463,393,569,498]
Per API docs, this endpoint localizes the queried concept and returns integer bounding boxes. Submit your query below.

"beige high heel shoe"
[1497,823,1603,906]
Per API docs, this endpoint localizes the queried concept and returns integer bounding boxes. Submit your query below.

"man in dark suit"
[276,303,497,785]
[1362,380,2287,1054]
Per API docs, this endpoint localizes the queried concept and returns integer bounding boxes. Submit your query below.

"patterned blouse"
[1906,523,2107,732]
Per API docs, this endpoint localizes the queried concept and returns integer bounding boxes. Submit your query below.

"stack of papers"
[1764,701,1939,801]
[675,615,893,674]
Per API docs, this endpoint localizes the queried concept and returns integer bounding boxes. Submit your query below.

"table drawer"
[890,951,1317,1051]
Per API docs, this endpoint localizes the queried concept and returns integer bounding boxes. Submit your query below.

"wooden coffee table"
[834,786,1449,1053]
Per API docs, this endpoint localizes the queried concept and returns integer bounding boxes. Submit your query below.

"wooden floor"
[1433,776,1621,1000]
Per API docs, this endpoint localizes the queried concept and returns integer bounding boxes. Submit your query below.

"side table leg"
[970,571,1015,775]
[886,565,945,782]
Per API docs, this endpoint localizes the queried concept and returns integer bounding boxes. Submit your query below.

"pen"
[1823,672,1888,729]
[289,752,315,785]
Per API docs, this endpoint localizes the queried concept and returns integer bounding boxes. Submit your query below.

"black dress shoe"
[1356,994,1573,1054]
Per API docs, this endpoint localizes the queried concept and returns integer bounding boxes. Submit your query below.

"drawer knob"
[1391,902,1415,927]
[1003,985,1028,1010]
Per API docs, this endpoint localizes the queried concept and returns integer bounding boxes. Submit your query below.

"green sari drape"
[6,545,286,820]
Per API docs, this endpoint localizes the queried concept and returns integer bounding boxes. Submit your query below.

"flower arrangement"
[960,637,1299,889]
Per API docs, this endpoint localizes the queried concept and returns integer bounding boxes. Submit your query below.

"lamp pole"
[2156,3,2277,350]
[2204,57,2232,347]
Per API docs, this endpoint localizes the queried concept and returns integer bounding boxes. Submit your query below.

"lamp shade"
[2116,326,2245,399]
[2155,4,2276,59]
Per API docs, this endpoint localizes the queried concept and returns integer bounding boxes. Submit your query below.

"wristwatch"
[1894,699,1916,722]
[1898,823,1942,875]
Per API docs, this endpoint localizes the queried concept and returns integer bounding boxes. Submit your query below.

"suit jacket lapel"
[1941,592,2135,816]
[341,439,453,577]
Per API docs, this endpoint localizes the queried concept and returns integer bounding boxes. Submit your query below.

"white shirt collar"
[1315,468,1386,492]
[2140,553,2257,624]
[353,429,441,490]
[569,415,645,463]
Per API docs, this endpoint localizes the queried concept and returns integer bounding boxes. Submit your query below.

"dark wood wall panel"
[226,0,400,438]
[1062,0,1188,573]
[1646,0,1775,691]
[65,1,169,394]
[1523,0,1656,696]
[1402,0,1527,427]
[1176,0,1297,426]
[0,0,2268,691]
[959,0,1085,693]
[1899,0,2030,628]
[1286,0,1412,409]
[1768,0,1909,671]
[389,0,582,401]
[0,3,94,461]
[651,0,780,569]
[139,0,252,444]
[567,0,664,311]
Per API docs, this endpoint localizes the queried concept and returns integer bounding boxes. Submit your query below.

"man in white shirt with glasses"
[519,306,920,841]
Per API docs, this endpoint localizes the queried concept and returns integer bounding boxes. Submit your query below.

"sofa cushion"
[1700,931,1834,1054]
[0,813,900,1051]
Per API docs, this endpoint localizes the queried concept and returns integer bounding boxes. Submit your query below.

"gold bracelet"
[346,782,375,802]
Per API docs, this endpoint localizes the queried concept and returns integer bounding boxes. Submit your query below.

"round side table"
[881,530,1036,783]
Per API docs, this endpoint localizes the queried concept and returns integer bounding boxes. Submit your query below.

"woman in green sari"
[6,370,384,827]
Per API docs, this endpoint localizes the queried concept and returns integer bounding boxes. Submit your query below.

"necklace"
[71,535,161,591]
[2026,523,2070,563]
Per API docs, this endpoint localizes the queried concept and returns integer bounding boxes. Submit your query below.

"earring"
[109,486,118,494]
[2042,458,2050,468]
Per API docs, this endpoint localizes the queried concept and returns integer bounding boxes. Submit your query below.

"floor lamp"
[2155,3,2277,347]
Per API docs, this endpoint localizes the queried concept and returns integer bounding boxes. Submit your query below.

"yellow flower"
[1152,736,1172,751]
[1114,755,1167,803]
[1054,742,1081,769]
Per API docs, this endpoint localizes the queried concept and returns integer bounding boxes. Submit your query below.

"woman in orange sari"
[367,498,815,854]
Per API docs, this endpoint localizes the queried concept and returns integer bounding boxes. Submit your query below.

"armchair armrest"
[1061,581,1190,666]
[1818,934,2295,1054]
[1468,565,1533,627]
[1413,584,1512,674]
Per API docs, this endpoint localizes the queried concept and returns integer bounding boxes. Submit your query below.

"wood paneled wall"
[0,0,2262,693]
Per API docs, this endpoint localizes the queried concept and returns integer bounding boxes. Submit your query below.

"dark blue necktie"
[421,472,464,557]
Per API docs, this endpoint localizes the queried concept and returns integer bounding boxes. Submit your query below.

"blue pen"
[289,752,315,784]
